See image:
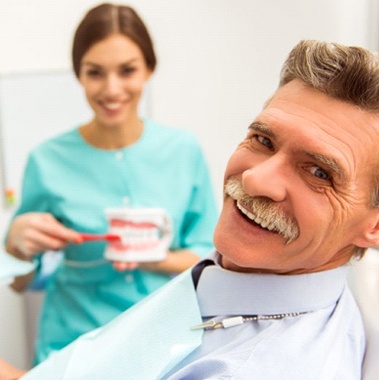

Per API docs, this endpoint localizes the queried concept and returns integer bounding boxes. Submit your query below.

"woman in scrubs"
[5,3,218,365]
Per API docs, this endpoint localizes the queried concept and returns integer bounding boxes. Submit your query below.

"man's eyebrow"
[305,151,345,178]
[248,122,275,137]
[248,122,346,179]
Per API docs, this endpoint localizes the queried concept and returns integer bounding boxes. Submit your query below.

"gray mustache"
[225,177,300,243]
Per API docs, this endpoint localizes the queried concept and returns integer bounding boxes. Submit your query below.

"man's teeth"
[236,202,275,231]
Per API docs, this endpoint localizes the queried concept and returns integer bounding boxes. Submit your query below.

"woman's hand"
[6,212,82,259]
[112,261,139,271]
[0,357,26,380]
[6,213,83,292]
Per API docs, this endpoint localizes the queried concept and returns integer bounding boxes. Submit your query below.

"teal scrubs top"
[13,119,218,363]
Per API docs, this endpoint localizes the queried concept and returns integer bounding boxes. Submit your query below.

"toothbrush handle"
[79,233,120,242]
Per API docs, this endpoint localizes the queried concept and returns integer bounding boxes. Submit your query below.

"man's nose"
[241,155,288,202]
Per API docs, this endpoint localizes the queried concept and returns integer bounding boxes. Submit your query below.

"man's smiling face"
[214,80,379,274]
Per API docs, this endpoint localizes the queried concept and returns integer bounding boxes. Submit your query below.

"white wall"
[0,0,376,369]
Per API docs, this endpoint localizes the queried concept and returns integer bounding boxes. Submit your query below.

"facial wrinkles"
[225,177,300,243]
[321,128,375,210]
[263,106,366,206]
[266,96,361,167]
[321,124,366,193]
[310,104,379,194]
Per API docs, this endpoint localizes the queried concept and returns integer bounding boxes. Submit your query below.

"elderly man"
[3,39,379,379]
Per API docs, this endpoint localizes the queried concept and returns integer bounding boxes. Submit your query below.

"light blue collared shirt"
[20,253,365,379]
[163,253,365,380]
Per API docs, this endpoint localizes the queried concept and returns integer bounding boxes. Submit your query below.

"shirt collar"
[195,252,348,317]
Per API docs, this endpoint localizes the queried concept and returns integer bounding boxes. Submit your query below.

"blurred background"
[0,0,378,369]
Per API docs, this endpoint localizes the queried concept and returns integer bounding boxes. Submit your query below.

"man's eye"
[256,135,273,150]
[310,166,331,181]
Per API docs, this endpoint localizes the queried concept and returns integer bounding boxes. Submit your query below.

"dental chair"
[347,248,379,380]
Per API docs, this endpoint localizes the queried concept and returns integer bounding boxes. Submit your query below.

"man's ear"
[353,212,379,248]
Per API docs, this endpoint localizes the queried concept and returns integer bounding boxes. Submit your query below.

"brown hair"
[72,3,156,77]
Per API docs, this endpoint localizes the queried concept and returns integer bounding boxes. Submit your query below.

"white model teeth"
[237,202,275,232]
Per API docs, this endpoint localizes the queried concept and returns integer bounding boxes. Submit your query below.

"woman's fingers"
[112,261,139,271]
[7,212,82,256]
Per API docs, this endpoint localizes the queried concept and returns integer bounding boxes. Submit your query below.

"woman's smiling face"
[214,80,379,274]
[78,33,151,129]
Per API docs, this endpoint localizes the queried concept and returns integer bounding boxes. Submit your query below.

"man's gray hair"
[280,40,379,112]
